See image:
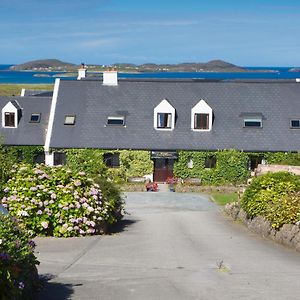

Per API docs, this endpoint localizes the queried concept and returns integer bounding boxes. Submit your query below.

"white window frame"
[191,99,213,131]
[154,99,175,131]
[244,117,262,128]
[106,116,125,126]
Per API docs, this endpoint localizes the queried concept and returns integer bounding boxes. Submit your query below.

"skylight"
[291,119,300,128]
[30,113,41,123]
[64,115,76,125]
[107,116,125,126]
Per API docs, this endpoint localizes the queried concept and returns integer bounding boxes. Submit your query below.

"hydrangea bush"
[0,213,39,299]
[1,164,124,237]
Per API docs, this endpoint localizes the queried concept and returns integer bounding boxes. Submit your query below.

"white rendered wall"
[103,71,118,86]
[2,102,18,128]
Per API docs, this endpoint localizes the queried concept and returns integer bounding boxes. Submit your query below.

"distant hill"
[10,59,76,71]
[113,60,249,72]
[10,58,249,72]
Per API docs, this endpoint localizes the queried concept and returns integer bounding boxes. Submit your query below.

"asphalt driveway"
[35,192,300,300]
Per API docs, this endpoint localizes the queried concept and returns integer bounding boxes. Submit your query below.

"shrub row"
[240,172,300,229]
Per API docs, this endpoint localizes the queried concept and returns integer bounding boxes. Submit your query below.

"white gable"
[154,99,175,130]
[2,101,20,128]
[191,99,213,131]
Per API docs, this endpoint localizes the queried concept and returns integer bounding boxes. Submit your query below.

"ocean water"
[0,65,300,84]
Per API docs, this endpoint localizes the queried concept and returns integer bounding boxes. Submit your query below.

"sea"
[1,64,300,84]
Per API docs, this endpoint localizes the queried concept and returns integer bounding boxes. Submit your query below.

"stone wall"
[255,164,300,176]
[224,202,300,252]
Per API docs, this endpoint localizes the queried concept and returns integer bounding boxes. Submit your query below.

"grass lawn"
[212,192,238,206]
[0,84,53,96]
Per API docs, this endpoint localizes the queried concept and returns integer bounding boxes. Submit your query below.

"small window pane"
[107,116,125,126]
[4,112,15,127]
[194,113,209,129]
[291,120,300,128]
[157,113,172,128]
[30,113,41,123]
[64,115,76,125]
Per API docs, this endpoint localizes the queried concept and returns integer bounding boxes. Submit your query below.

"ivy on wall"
[65,149,153,182]
[173,149,250,184]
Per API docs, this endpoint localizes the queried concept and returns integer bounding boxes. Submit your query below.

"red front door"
[153,159,174,182]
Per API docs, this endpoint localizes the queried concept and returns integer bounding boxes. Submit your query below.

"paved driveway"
[35,192,300,300]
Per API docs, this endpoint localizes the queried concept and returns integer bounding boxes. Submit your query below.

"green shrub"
[241,172,300,228]
[1,163,124,237]
[0,214,39,299]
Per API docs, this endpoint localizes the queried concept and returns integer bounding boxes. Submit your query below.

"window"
[107,116,125,126]
[205,156,216,168]
[104,153,120,168]
[64,115,76,125]
[54,152,66,165]
[291,119,300,128]
[244,118,262,128]
[4,112,15,127]
[157,113,172,129]
[194,113,209,130]
[30,113,41,123]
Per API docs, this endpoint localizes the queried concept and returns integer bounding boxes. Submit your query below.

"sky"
[0,0,300,66]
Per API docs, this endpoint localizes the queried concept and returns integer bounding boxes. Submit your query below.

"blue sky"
[1,0,300,66]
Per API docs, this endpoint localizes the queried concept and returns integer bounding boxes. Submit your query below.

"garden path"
[35,192,300,300]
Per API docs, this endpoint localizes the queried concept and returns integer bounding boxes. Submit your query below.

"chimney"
[77,63,87,80]
[296,78,300,82]
[103,69,118,86]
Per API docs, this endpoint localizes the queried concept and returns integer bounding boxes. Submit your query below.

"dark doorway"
[153,158,174,182]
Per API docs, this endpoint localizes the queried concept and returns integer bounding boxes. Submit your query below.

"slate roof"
[0,96,51,145]
[49,79,300,152]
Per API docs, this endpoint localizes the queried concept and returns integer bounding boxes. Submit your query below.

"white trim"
[44,78,60,152]
[2,102,19,128]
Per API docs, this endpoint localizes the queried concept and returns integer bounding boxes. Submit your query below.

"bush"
[0,214,39,299]
[1,164,124,237]
[241,172,300,228]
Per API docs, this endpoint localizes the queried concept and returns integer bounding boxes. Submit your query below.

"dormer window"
[2,100,21,128]
[191,99,212,131]
[107,116,125,126]
[154,99,175,130]
[30,113,41,123]
[4,112,15,127]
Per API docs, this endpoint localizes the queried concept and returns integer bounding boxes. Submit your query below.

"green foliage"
[174,149,250,184]
[1,163,124,237]
[264,152,300,166]
[0,214,39,299]
[119,150,153,179]
[241,172,300,228]
[65,149,108,179]
[66,149,153,182]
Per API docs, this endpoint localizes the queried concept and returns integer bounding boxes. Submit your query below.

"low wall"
[224,202,300,253]
[255,164,300,176]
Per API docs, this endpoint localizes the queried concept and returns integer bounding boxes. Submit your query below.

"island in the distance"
[9,58,275,73]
